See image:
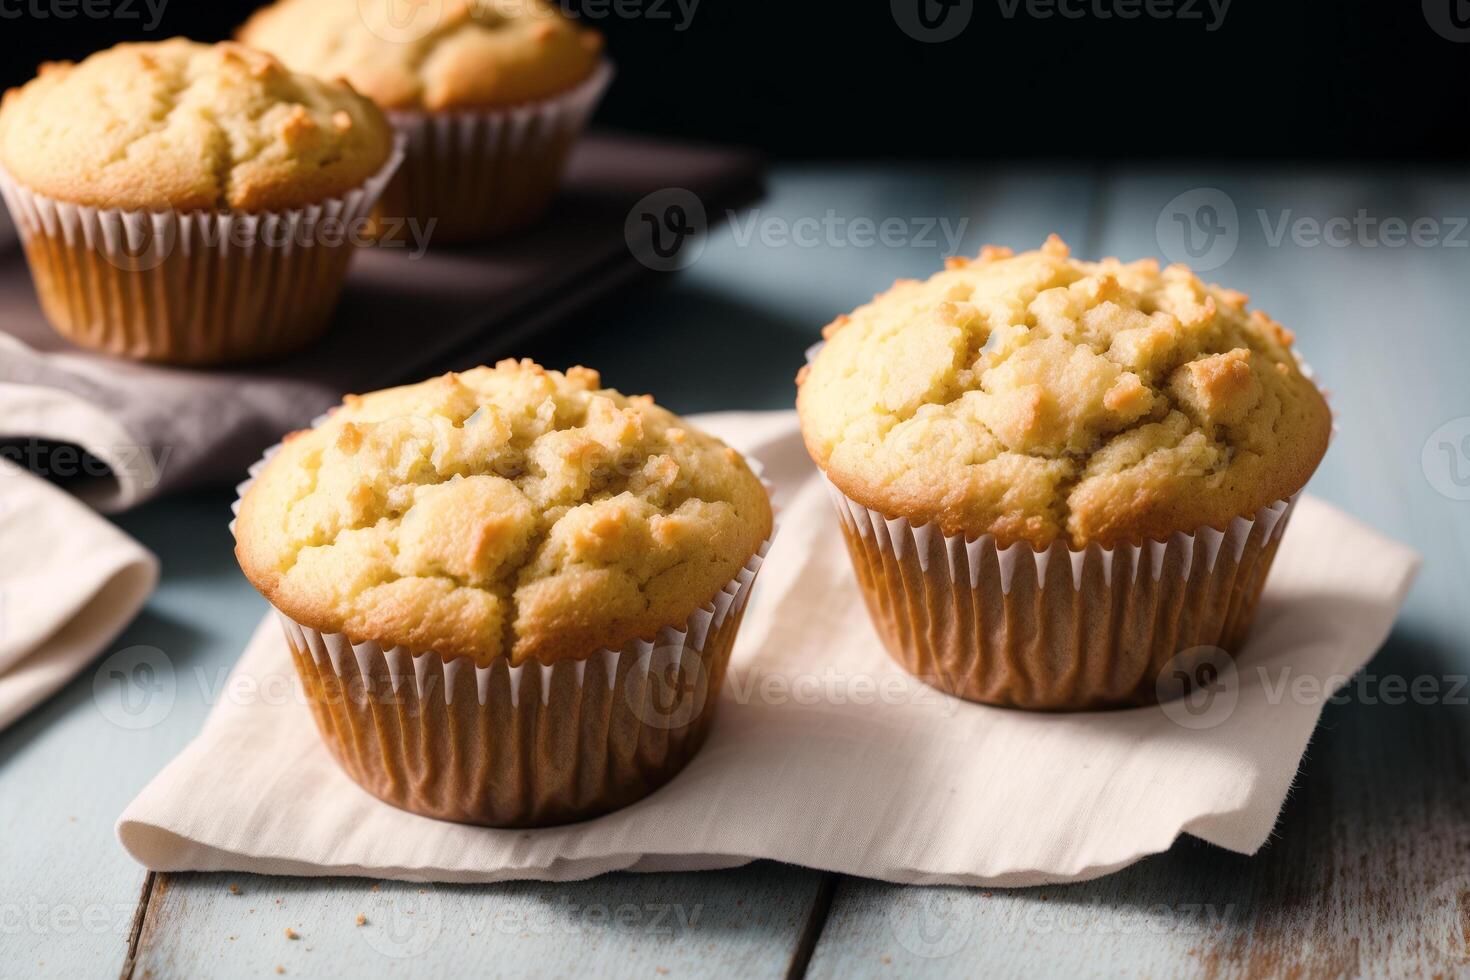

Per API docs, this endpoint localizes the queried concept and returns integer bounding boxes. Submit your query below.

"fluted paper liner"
[0,140,404,366]
[231,414,769,827]
[273,546,764,827]
[374,61,612,244]
[826,479,1298,711]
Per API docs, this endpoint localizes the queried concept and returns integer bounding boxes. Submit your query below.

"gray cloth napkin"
[0,134,762,511]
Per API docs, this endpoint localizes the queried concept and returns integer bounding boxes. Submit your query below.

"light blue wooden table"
[3,166,1468,978]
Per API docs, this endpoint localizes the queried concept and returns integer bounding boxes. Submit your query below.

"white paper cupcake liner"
[273,542,764,827]
[376,60,612,244]
[231,410,772,826]
[826,476,1298,710]
[0,139,404,365]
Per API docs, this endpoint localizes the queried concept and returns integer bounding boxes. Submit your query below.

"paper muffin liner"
[230,414,770,827]
[0,139,404,366]
[272,550,763,828]
[374,61,613,245]
[825,479,1299,712]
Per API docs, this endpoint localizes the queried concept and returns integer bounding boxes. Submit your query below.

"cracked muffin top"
[238,0,604,112]
[0,39,393,212]
[235,360,772,667]
[797,236,1331,549]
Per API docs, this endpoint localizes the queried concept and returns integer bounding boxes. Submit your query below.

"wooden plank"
[127,863,827,980]
[806,168,1470,978]
[0,492,268,979]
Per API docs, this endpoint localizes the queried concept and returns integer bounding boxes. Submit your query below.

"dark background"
[0,0,1465,161]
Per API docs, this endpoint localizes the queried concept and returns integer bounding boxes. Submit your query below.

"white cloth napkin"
[117,412,1419,887]
[0,458,158,730]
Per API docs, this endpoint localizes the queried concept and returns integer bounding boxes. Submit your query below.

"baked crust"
[796,236,1331,548]
[235,360,772,666]
[0,39,393,212]
[238,0,603,112]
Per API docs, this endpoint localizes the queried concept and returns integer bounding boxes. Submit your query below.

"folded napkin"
[118,412,1419,886]
[0,458,157,731]
[0,134,762,512]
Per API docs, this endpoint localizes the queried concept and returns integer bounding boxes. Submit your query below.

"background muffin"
[798,236,1331,710]
[240,0,610,242]
[235,360,772,826]
[0,39,392,212]
[239,0,602,112]
[0,38,399,364]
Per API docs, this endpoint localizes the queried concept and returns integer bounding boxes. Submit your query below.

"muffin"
[234,360,773,826]
[0,39,400,365]
[797,236,1331,711]
[239,0,610,243]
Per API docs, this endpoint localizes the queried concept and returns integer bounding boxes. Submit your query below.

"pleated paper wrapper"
[827,478,1299,711]
[376,61,612,244]
[0,141,404,366]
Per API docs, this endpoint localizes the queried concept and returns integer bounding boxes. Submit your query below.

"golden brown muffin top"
[0,38,394,212]
[238,0,604,112]
[235,360,772,667]
[797,236,1331,549]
